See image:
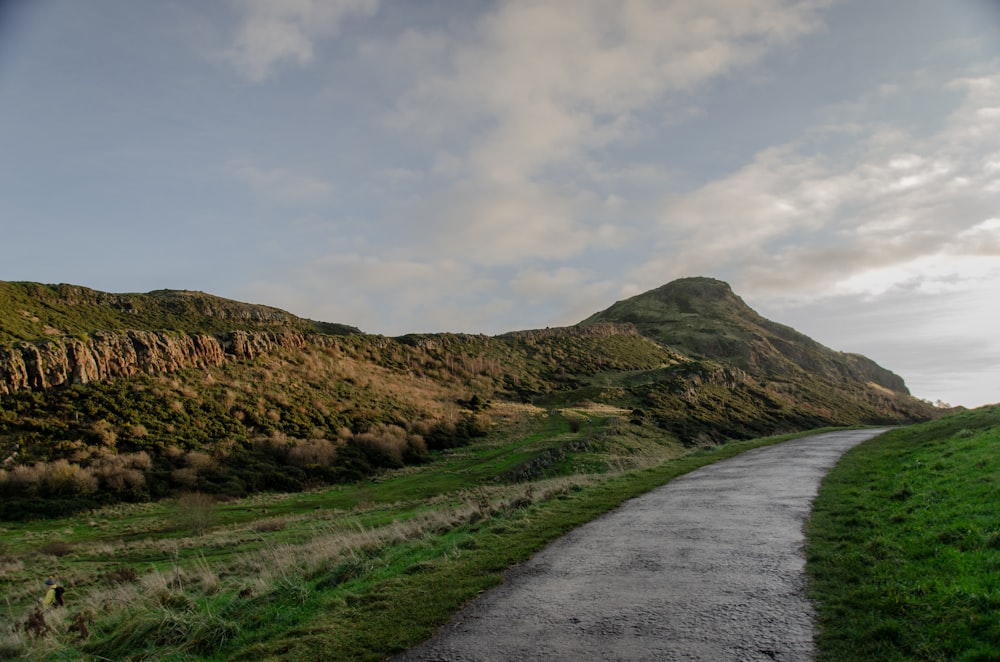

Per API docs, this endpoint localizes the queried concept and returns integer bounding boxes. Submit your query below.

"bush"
[38,540,74,557]
[103,567,140,584]
[174,492,217,535]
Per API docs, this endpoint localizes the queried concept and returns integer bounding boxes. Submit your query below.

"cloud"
[390,0,832,180]
[750,273,1000,407]
[396,180,601,267]
[631,67,1000,407]
[222,0,378,82]
[224,159,333,203]
[510,267,589,303]
[637,69,1000,301]
[360,0,838,287]
[261,251,511,334]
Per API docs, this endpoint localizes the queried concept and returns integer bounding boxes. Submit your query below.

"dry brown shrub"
[31,459,98,496]
[39,540,74,557]
[251,517,287,533]
[183,451,214,470]
[68,610,93,640]
[25,608,54,638]
[93,457,146,491]
[2,464,42,496]
[133,452,153,470]
[175,492,217,535]
[103,567,139,584]
[163,445,185,461]
[354,424,410,467]
[90,420,116,446]
[286,439,339,468]
[71,467,98,495]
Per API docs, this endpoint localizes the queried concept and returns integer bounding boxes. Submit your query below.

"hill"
[0,281,359,342]
[0,278,939,518]
[580,276,907,391]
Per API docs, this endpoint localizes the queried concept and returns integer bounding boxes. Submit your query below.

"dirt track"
[395,428,887,661]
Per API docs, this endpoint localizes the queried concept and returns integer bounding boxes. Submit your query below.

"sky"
[0,0,998,409]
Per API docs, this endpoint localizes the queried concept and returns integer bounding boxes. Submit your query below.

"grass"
[806,404,1000,661]
[0,404,827,661]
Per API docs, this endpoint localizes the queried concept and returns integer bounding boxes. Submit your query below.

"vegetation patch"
[0,406,821,661]
[806,405,1000,661]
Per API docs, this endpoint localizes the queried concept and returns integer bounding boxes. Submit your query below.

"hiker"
[42,577,65,608]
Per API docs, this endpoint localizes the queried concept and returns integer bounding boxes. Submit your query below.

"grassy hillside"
[580,276,910,393]
[0,282,357,342]
[1,278,939,518]
[0,324,933,519]
[0,328,685,517]
[807,405,1000,660]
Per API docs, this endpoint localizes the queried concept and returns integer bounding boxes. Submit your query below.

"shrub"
[103,567,140,584]
[174,492,216,536]
[286,438,339,468]
[251,517,287,533]
[39,540,74,557]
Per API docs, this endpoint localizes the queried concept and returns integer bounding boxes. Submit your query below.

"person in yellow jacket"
[42,576,65,608]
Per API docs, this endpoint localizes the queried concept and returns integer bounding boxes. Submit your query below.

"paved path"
[396,428,887,661]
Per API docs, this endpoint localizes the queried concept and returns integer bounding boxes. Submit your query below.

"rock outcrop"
[0,330,307,395]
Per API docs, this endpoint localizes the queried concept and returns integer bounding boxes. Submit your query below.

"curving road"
[396,428,887,661]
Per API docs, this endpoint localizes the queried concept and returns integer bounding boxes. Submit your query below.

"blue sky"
[1,0,998,408]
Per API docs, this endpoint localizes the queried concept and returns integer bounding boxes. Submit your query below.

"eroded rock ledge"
[0,330,307,395]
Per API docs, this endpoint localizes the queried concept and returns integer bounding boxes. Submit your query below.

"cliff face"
[0,330,307,395]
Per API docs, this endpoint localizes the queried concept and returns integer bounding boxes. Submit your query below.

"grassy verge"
[806,405,1000,661]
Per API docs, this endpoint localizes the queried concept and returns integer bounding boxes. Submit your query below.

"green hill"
[0,278,940,518]
[580,276,907,391]
[0,281,359,342]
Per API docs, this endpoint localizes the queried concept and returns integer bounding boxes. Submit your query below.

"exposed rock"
[219,330,306,360]
[0,330,307,395]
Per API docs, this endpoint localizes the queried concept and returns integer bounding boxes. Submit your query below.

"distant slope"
[579,276,908,393]
[0,281,359,342]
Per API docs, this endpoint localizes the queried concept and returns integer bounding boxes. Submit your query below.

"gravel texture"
[395,428,887,661]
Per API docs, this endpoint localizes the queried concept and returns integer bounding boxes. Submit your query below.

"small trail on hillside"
[395,428,886,661]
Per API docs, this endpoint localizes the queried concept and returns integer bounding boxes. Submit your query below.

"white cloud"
[390,0,832,180]
[636,70,1000,302]
[359,0,838,288]
[222,0,378,82]
[401,180,599,267]
[267,251,513,334]
[224,159,333,203]
[510,267,590,303]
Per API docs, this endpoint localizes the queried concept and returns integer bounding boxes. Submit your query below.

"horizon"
[1,1,998,408]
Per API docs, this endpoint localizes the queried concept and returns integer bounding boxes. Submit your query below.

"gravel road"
[395,428,888,661]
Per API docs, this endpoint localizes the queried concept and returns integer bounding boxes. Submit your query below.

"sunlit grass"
[807,405,1000,661]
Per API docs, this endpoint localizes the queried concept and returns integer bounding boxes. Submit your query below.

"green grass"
[806,405,1000,661]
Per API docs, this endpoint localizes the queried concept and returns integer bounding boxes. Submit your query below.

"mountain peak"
[579,276,755,332]
[580,276,909,394]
